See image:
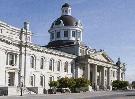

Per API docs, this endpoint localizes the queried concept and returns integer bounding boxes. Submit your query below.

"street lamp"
[20,76,24,96]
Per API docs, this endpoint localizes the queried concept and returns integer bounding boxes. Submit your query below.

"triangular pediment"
[90,51,114,63]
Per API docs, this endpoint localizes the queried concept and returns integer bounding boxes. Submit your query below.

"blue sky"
[0,0,135,82]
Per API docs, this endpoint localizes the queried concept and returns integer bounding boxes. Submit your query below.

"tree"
[58,77,75,88]
[112,80,129,90]
[68,78,76,89]
[75,78,91,88]
[58,77,69,88]
[57,77,91,92]
[49,81,59,88]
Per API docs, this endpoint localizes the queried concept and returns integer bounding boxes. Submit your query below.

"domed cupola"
[48,3,83,48]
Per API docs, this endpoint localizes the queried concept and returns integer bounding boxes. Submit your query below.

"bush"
[58,77,91,92]
[75,78,91,88]
[49,81,59,88]
[112,80,129,90]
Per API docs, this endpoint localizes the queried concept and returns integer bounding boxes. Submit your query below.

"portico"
[77,53,114,90]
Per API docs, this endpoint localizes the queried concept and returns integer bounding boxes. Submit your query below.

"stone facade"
[0,3,126,95]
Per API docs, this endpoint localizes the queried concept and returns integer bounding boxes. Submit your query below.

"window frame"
[40,57,44,69]
[49,59,54,71]
[57,60,61,71]
[72,31,76,37]
[64,61,68,73]
[7,52,17,66]
[64,30,68,37]
[56,32,60,38]
[30,56,35,69]
[51,33,54,39]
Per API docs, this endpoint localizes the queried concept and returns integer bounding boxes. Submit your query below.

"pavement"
[0,90,135,99]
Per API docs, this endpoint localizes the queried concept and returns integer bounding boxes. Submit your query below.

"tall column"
[84,63,90,80]
[107,67,112,90]
[99,70,101,86]
[87,64,90,80]
[101,66,105,90]
[93,64,97,90]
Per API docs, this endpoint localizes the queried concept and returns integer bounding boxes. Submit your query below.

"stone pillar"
[93,64,97,90]
[101,66,105,90]
[84,63,90,80]
[99,70,101,86]
[107,67,112,90]
[87,64,90,80]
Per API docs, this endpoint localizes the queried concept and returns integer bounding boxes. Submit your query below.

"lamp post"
[24,22,29,87]
[20,76,23,96]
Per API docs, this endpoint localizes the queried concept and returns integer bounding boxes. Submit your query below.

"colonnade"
[84,63,112,90]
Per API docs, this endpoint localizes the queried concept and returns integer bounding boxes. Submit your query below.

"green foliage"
[49,81,59,88]
[68,78,76,89]
[75,78,91,88]
[58,77,76,89]
[58,77,91,89]
[58,77,69,88]
[112,80,129,90]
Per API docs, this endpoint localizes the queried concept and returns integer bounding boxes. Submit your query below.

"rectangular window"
[8,53,17,66]
[51,33,54,39]
[9,54,14,65]
[72,31,76,37]
[64,31,68,37]
[56,32,60,38]
[77,32,81,38]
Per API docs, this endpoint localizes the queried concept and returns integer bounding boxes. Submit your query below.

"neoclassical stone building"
[0,3,125,95]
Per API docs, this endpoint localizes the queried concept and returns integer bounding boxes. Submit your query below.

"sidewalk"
[0,91,134,99]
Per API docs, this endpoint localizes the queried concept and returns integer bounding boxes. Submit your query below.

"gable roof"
[90,51,114,63]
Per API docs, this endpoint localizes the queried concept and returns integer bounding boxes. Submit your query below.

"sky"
[0,0,135,82]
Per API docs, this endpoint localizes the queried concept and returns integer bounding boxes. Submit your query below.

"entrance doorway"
[8,72,15,86]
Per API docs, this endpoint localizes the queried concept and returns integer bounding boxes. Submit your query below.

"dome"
[62,3,70,8]
[51,15,82,28]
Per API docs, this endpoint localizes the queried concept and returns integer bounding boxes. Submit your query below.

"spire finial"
[61,3,71,15]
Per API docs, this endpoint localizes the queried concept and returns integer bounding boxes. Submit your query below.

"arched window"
[30,74,35,86]
[64,61,68,73]
[40,75,45,87]
[57,60,61,71]
[49,59,54,71]
[30,56,35,68]
[40,58,44,69]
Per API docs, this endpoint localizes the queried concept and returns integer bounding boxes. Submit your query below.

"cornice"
[0,35,76,59]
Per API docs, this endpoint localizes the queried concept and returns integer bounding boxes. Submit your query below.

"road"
[0,90,135,99]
